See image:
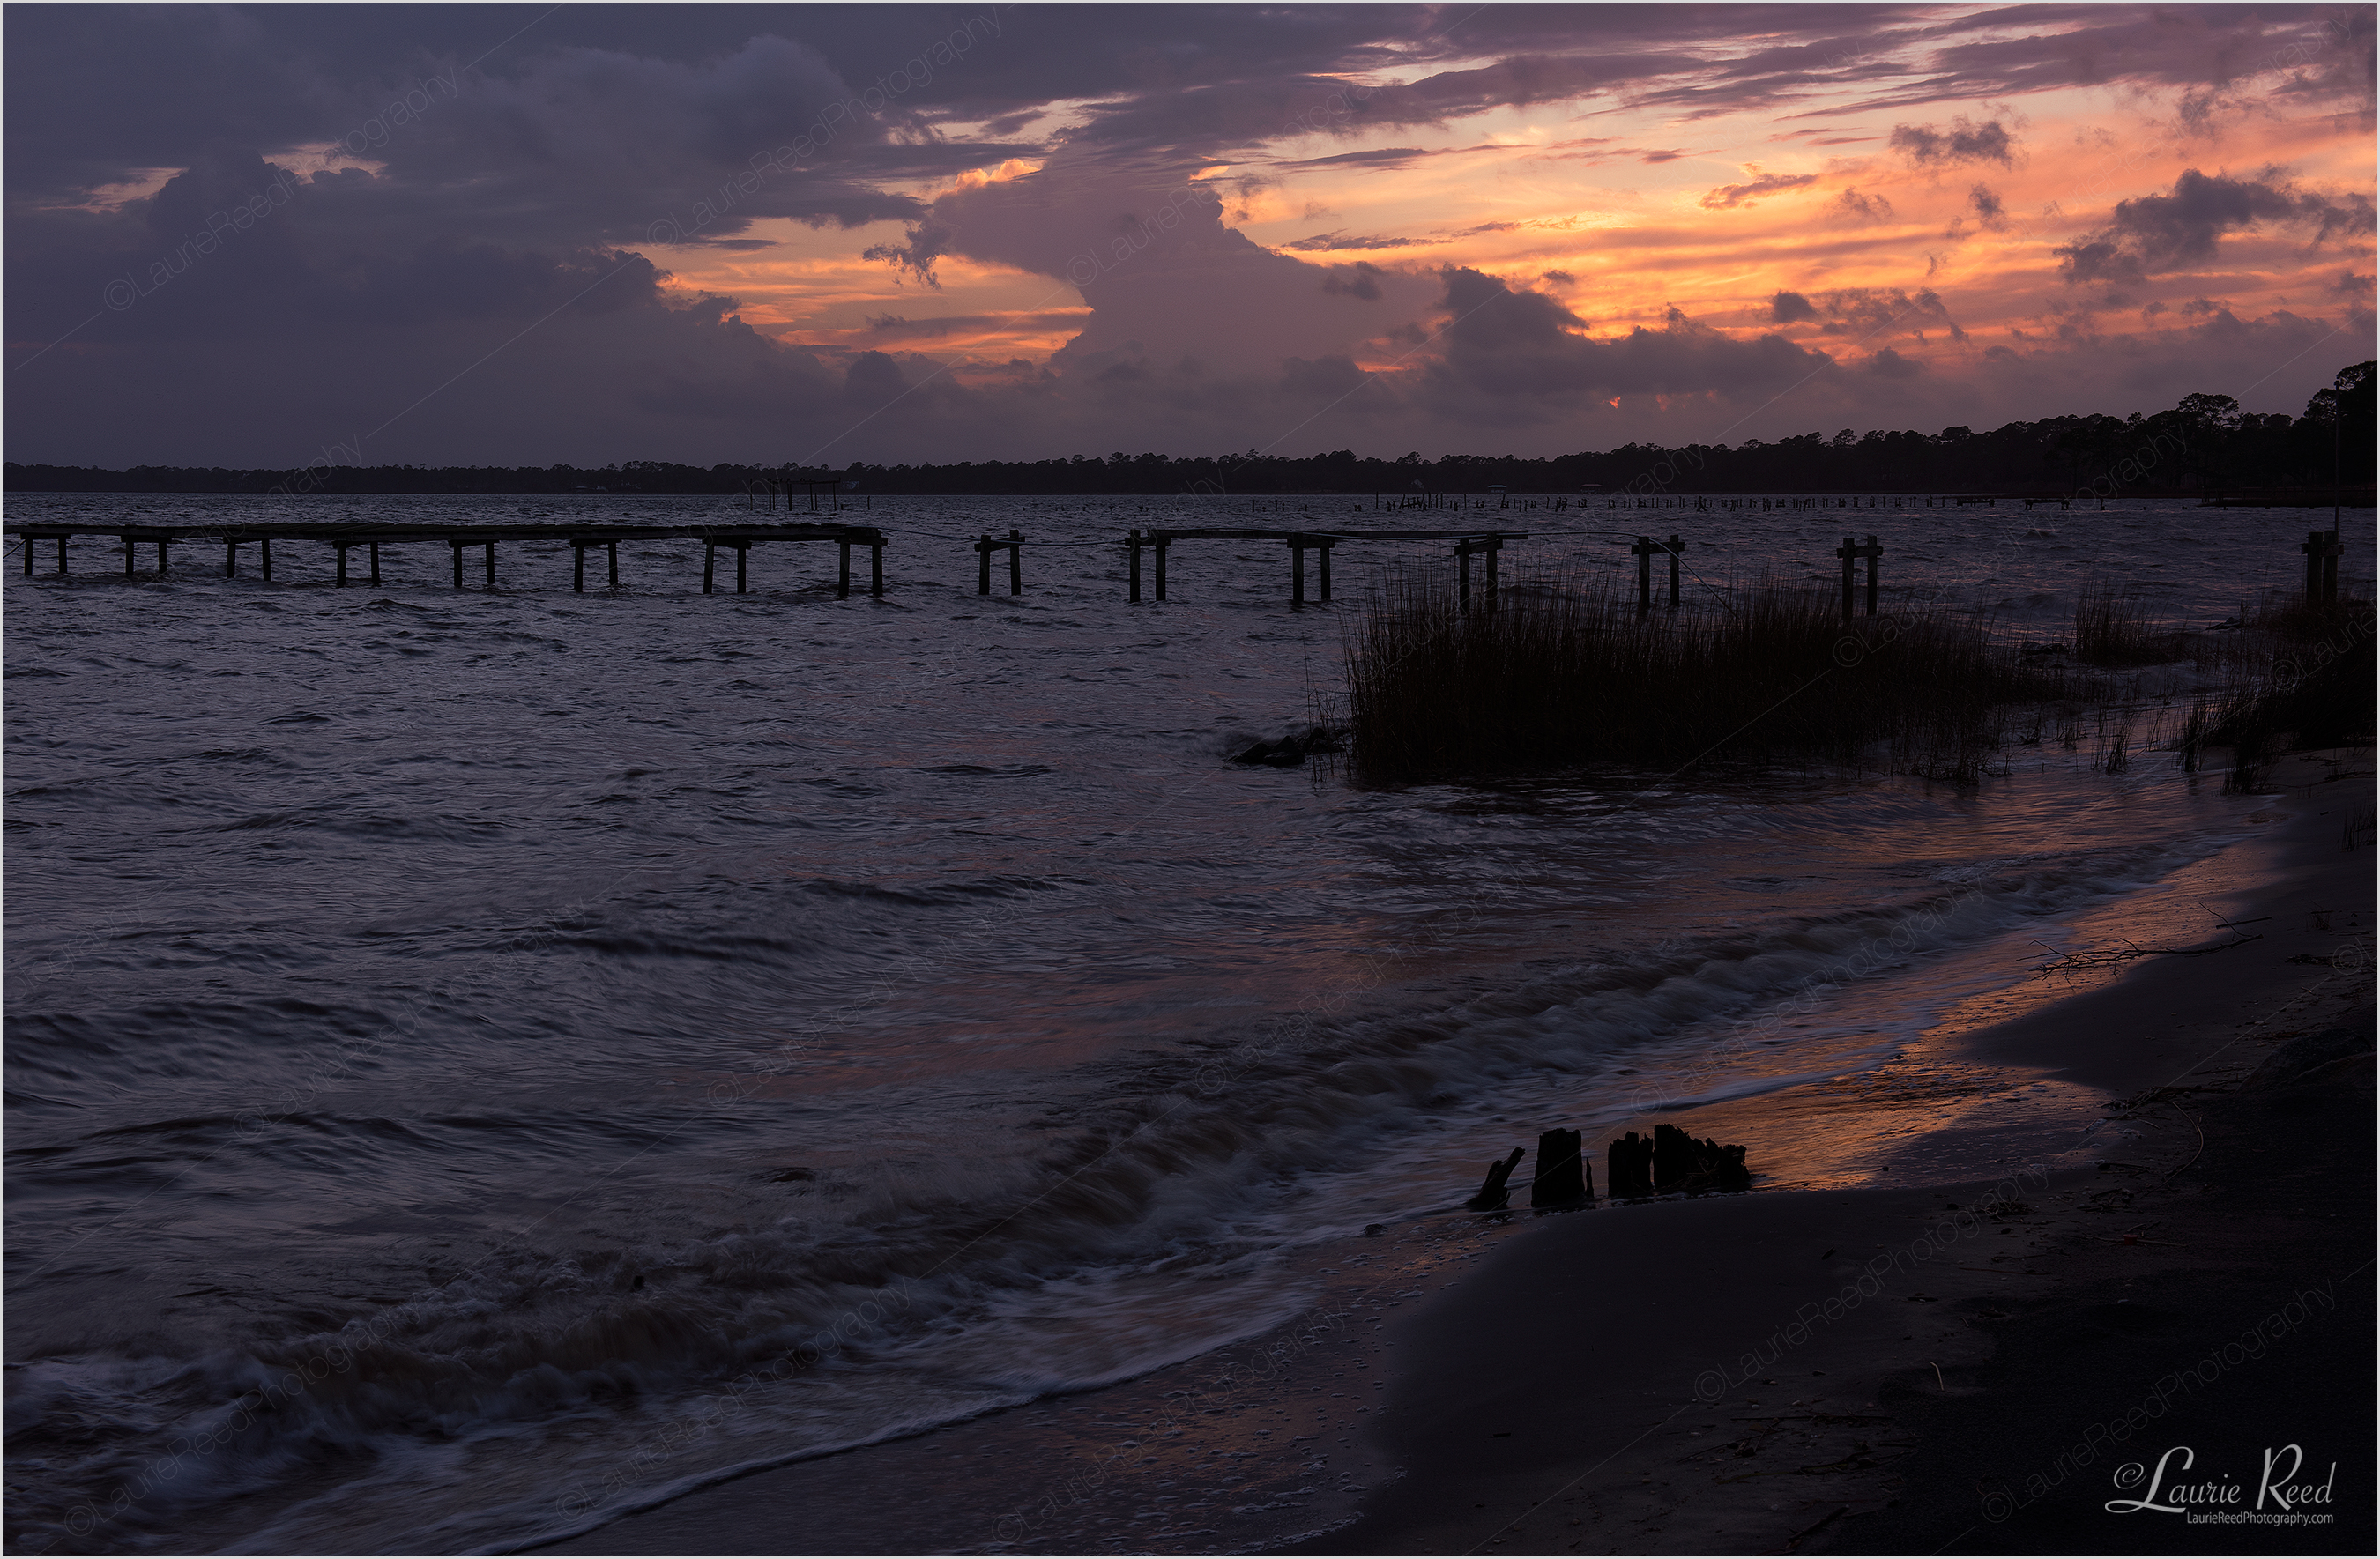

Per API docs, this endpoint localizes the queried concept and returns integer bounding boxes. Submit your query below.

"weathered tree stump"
[1530,1128,1589,1206]
[1465,1147,1527,1210]
[1605,1131,1655,1199]
[1652,1124,1753,1193]
[1652,1124,1698,1187]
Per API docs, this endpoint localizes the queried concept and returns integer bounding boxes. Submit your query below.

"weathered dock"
[1124,526,1529,605]
[3,522,889,596]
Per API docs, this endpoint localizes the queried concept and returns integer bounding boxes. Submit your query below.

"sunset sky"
[7,3,2374,467]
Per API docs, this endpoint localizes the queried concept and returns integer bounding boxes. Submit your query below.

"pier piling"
[1835,534,1883,616]
[975,529,1025,595]
[1629,534,1658,611]
[2303,528,2342,603]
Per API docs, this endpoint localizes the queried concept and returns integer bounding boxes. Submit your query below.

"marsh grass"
[1343,572,2073,785]
[2204,593,2376,791]
[2072,581,2186,666]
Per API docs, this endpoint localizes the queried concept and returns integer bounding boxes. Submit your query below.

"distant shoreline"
[0,466,2257,501]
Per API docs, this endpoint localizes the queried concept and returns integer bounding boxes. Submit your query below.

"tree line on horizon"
[10,364,2369,501]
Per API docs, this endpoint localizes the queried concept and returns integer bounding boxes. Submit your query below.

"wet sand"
[1296,751,2373,1556]
[535,756,2372,1556]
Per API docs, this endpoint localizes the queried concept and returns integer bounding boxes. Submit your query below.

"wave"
[0,831,2225,1552]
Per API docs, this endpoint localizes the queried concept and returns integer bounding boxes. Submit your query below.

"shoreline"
[529,755,2372,1557]
[1295,750,2373,1556]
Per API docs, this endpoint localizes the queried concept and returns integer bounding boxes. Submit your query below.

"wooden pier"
[1123,527,1529,605]
[4,522,889,596]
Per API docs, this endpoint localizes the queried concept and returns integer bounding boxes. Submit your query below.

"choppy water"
[3,492,2361,1553]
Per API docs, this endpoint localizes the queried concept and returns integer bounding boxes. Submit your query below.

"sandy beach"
[530,752,2372,1557]
[1296,750,2373,1557]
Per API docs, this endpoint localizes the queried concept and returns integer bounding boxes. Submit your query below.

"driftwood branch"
[2033,934,2261,976]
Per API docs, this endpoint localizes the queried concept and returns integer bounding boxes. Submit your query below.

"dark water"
[3,493,2355,1552]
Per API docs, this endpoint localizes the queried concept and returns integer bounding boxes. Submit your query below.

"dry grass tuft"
[1343,574,2071,785]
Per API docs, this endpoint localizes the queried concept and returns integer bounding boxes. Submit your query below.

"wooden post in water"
[837,540,852,598]
[870,539,883,596]
[369,542,380,586]
[703,541,716,594]
[1530,1129,1589,1206]
[608,542,619,588]
[1008,529,1021,595]
[1630,534,1659,611]
[1127,529,1142,603]
[224,539,236,577]
[1465,1147,1527,1211]
[1605,1131,1655,1198]
[1290,537,1306,605]
[978,533,993,595]
[261,538,271,582]
[452,541,465,588]
[574,542,585,592]
[736,541,749,594]
[2303,529,2342,604]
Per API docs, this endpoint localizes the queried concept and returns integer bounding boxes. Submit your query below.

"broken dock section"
[4,522,890,597]
[1124,526,1530,605]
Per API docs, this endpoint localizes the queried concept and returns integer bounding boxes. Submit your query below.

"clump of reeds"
[2072,582,2184,666]
[2204,594,2376,786]
[1342,573,2071,784]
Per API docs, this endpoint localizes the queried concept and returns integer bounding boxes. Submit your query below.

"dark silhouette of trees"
[9,364,2370,499]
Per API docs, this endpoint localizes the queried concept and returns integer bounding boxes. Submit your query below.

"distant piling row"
[4,523,889,597]
[5,515,2347,612]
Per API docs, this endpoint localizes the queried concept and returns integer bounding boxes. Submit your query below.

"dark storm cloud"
[5,3,2370,467]
[2055,167,2376,283]
[1700,172,1821,210]
[1281,232,1433,252]
[1771,290,1819,323]
[1808,286,1966,341]
[1889,116,2013,167]
[1432,267,1836,405]
[1276,146,1434,169]
[1827,4,2369,115]
[1320,262,1386,301]
[857,310,1087,340]
[1827,187,1896,224]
